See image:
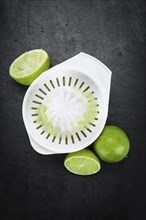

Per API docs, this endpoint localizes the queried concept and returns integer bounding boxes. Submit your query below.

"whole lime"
[93,125,130,163]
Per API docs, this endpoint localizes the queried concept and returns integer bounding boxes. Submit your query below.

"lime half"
[9,49,50,85]
[64,149,101,175]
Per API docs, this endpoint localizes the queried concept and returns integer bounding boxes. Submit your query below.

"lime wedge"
[64,149,101,175]
[9,49,50,85]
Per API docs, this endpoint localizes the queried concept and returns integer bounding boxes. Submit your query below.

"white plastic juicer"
[22,52,112,154]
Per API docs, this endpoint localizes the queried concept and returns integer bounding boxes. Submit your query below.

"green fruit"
[64,149,101,175]
[9,49,50,85]
[93,125,130,163]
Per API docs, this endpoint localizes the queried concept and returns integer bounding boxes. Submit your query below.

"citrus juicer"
[22,52,112,155]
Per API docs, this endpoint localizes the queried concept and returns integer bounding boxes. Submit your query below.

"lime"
[93,125,130,163]
[9,49,50,85]
[64,149,101,175]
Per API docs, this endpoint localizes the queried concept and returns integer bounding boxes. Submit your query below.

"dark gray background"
[0,0,146,220]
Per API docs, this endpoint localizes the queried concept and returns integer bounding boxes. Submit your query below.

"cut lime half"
[64,149,101,175]
[9,49,50,85]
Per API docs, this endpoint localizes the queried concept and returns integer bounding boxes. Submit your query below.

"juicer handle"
[61,52,112,92]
